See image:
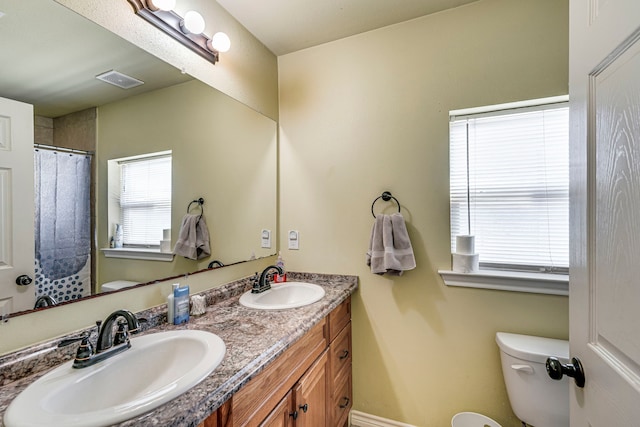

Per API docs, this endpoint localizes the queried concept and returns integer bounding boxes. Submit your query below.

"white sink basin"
[4,330,225,427]
[239,281,325,310]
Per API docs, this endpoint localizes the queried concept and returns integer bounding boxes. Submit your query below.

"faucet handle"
[74,336,94,364]
[251,272,260,289]
[58,319,103,348]
[114,320,130,346]
[58,333,89,348]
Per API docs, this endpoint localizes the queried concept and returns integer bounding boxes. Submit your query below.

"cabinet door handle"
[339,397,350,409]
[299,403,308,413]
[289,411,298,420]
[339,350,349,360]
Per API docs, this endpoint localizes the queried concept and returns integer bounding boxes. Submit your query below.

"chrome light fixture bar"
[127,0,226,64]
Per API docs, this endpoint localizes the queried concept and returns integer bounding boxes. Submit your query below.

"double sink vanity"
[0,272,357,427]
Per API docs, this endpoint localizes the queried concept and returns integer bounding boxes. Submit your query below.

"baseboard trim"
[350,410,417,427]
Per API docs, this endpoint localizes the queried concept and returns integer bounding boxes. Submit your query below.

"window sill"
[100,247,174,262]
[438,269,568,296]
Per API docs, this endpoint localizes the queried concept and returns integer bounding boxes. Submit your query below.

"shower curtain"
[34,149,91,303]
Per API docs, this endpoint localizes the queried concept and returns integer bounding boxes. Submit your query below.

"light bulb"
[148,0,175,11]
[208,32,231,53]
[181,10,206,34]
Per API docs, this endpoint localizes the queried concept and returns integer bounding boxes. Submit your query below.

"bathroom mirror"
[0,0,277,316]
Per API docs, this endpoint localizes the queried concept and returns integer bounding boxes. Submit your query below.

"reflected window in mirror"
[107,151,172,251]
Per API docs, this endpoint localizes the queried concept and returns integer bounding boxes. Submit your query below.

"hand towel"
[366,213,416,275]
[173,214,211,260]
[366,214,385,273]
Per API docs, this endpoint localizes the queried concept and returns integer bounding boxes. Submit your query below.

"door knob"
[15,275,33,286]
[546,356,586,388]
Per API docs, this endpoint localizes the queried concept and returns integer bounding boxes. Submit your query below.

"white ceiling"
[0,0,191,118]
[215,0,479,56]
[0,0,479,117]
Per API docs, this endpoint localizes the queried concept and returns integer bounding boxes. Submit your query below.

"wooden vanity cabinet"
[197,296,352,427]
[261,391,294,427]
[327,298,352,427]
[197,400,231,427]
[233,318,327,426]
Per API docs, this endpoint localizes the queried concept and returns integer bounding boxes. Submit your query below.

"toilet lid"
[101,280,139,291]
[452,412,502,427]
[496,332,569,363]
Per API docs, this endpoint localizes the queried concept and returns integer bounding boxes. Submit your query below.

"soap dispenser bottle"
[167,283,179,324]
[275,251,286,283]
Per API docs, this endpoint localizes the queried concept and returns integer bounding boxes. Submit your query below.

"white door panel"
[0,97,35,315]
[570,0,640,425]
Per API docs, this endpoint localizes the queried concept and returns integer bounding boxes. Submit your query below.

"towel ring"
[371,191,401,218]
[187,197,205,221]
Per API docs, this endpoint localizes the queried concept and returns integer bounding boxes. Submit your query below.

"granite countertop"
[0,272,358,427]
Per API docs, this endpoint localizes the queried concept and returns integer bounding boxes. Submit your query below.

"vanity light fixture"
[147,0,176,12]
[180,10,206,34]
[147,0,175,11]
[126,0,230,64]
[209,32,231,53]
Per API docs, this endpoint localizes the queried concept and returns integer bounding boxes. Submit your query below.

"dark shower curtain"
[34,149,91,303]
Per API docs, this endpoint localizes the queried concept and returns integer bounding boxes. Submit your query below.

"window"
[449,97,569,276]
[107,151,172,251]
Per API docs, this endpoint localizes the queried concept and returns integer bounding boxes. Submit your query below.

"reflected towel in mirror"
[173,214,211,260]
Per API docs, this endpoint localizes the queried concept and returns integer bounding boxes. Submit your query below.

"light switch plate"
[288,230,299,250]
[261,229,271,248]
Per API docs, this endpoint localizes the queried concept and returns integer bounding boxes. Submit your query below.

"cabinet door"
[328,297,351,342]
[261,391,294,427]
[329,323,351,385]
[293,351,328,427]
[197,401,232,427]
[331,374,352,427]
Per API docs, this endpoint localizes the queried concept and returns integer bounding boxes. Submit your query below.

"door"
[0,96,35,315]
[570,0,640,425]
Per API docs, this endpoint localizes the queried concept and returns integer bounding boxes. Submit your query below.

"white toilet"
[496,332,569,427]
[100,280,139,293]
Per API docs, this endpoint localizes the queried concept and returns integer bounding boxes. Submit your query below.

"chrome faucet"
[58,309,142,369]
[252,265,283,294]
[96,309,141,352]
[34,295,58,309]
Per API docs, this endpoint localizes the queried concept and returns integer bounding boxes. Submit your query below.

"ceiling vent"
[95,70,144,89]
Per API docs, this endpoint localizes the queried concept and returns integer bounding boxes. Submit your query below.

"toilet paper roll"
[160,239,171,253]
[456,235,475,255]
[452,253,479,273]
[163,228,171,240]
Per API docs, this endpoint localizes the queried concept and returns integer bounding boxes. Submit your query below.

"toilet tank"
[100,280,139,293]
[496,332,569,427]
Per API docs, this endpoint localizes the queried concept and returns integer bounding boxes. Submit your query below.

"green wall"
[278,0,569,424]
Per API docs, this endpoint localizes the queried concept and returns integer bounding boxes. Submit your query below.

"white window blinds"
[119,154,172,246]
[449,101,569,273]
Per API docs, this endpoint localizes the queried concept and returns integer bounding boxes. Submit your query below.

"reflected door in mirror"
[0,97,36,313]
